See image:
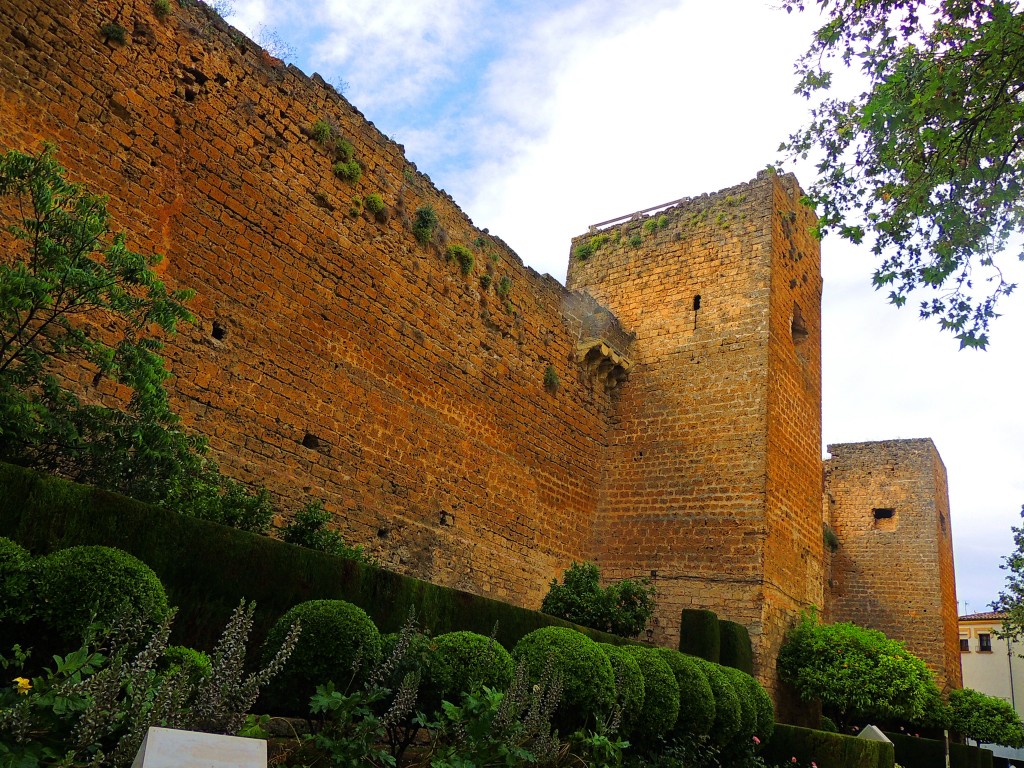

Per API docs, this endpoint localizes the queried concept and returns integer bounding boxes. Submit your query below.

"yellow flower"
[13,677,31,695]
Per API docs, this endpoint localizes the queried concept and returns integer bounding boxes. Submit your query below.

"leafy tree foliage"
[778,611,940,728]
[281,500,374,562]
[994,506,1024,637]
[948,688,1024,747]
[0,145,269,532]
[540,561,655,638]
[781,0,1024,348]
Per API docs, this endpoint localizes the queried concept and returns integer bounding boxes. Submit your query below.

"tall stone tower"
[825,438,962,691]
[567,171,824,699]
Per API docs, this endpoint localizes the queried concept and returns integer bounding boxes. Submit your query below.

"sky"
[224,0,1024,616]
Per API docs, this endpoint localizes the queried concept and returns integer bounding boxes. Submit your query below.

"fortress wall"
[566,173,825,699]
[761,176,825,712]
[0,0,626,604]
[567,176,777,651]
[825,439,962,691]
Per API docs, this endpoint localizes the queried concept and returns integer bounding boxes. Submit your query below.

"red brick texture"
[825,439,962,691]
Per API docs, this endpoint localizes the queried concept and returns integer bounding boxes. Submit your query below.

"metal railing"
[588,195,692,233]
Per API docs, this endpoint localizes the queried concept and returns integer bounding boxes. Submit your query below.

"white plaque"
[857,724,893,743]
[131,727,266,768]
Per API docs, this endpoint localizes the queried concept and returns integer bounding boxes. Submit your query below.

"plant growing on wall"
[495,276,512,299]
[446,245,475,276]
[543,365,559,391]
[412,205,438,245]
[540,561,655,638]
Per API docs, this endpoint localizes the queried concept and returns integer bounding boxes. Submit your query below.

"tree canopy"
[781,0,1024,348]
[540,561,655,638]
[948,687,1024,747]
[994,505,1024,637]
[778,611,941,728]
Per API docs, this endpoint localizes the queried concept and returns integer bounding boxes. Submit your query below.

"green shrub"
[0,537,32,624]
[679,608,720,662]
[721,667,774,742]
[719,620,753,673]
[281,500,372,563]
[33,545,169,642]
[655,648,715,738]
[424,631,513,711]
[332,160,361,183]
[513,626,615,732]
[819,714,838,732]
[495,275,512,298]
[152,0,171,18]
[778,611,936,727]
[310,119,333,145]
[949,687,1024,747]
[541,561,655,638]
[718,665,757,744]
[543,365,559,390]
[100,22,126,43]
[479,274,492,290]
[446,245,475,276]
[365,193,385,215]
[621,645,679,742]
[412,206,438,245]
[692,658,742,746]
[764,724,894,768]
[629,234,642,248]
[886,731,991,768]
[262,599,382,715]
[161,645,212,685]
[599,642,645,729]
[750,672,775,742]
[333,137,355,163]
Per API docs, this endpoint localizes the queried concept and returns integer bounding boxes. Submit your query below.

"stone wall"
[566,172,825,702]
[825,439,962,691]
[0,0,630,606]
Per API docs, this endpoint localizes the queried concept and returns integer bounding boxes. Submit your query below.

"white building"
[959,611,1024,763]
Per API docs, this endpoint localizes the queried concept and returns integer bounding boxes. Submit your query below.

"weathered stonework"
[825,439,962,692]
[0,0,959,714]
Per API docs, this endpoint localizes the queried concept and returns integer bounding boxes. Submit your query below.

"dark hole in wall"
[211,320,227,341]
[693,294,701,311]
[301,433,320,449]
[792,301,809,344]
[184,87,196,102]
[873,508,895,520]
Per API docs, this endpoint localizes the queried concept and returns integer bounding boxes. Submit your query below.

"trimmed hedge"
[34,545,169,643]
[679,608,720,663]
[621,645,680,742]
[261,599,382,715]
[513,626,615,732]
[599,642,646,728]
[424,631,514,710]
[0,537,31,624]
[693,657,743,747]
[719,620,754,674]
[655,649,715,738]
[0,462,629,655]
[763,724,894,768]
[719,665,757,743]
[885,732,994,768]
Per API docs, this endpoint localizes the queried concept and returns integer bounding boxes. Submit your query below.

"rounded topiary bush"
[655,649,715,738]
[0,537,33,624]
[162,645,212,686]
[513,626,615,731]
[719,666,757,744]
[599,643,645,727]
[33,545,169,642]
[262,599,382,715]
[622,645,680,742]
[424,631,514,711]
[693,658,742,747]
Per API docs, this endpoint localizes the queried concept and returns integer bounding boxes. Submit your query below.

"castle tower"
[567,171,824,700]
[825,439,962,691]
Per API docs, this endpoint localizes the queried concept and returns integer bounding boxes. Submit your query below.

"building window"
[979,633,992,652]
[960,638,970,652]
[872,507,897,531]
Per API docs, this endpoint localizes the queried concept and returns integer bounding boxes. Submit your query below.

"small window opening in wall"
[960,637,970,652]
[791,301,809,344]
[211,320,227,341]
[979,633,992,652]
[940,513,947,534]
[693,294,701,330]
[873,508,895,520]
[301,433,320,449]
